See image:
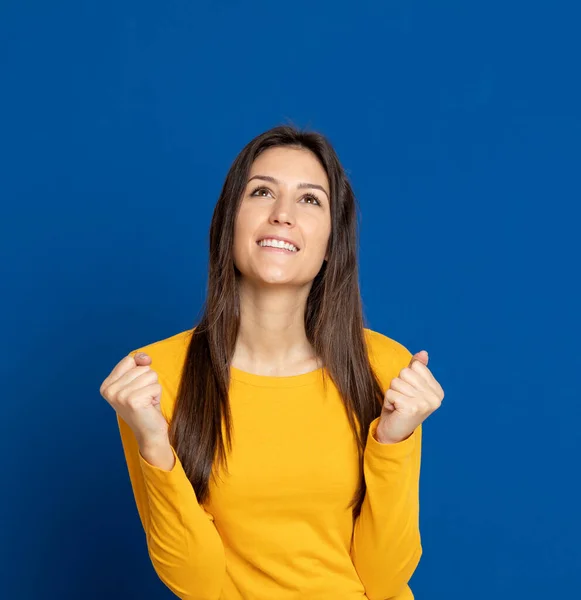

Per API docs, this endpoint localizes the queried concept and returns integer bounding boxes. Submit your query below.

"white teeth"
[258,239,298,252]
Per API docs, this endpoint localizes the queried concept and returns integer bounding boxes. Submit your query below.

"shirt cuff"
[138,443,186,483]
[366,417,418,459]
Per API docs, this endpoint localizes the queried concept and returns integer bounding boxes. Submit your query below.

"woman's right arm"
[117,413,226,600]
[117,415,225,600]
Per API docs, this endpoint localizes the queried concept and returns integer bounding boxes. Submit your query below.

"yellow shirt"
[117,327,422,600]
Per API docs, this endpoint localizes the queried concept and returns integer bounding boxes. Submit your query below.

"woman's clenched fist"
[375,350,444,444]
[100,352,169,448]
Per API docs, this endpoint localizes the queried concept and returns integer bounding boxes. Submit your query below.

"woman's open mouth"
[256,241,299,254]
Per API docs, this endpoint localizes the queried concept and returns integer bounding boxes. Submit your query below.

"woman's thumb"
[132,352,161,410]
[133,352,152,365]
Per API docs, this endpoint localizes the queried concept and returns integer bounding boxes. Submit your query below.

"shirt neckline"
[229,364,325,388]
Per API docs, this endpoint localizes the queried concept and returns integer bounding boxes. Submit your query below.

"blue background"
[2,1,579,598]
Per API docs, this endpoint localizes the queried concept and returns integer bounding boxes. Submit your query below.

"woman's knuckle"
[117,388,129,403]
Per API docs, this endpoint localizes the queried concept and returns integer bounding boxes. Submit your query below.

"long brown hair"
[170,124,385,519]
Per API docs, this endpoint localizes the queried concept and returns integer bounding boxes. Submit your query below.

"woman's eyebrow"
[247,174,329,199]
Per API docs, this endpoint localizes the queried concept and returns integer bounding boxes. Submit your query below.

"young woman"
[100,125,444,600]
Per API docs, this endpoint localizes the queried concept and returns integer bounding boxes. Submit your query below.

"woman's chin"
[237,263,316,286]
[258,273,295,285]
[243,266,296,286]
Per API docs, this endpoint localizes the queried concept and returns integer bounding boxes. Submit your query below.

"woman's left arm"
[350,346,444,600]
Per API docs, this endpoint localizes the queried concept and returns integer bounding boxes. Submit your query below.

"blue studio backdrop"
[1,1,579,599]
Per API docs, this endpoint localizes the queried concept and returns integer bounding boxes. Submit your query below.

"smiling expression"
[233,146,331,286]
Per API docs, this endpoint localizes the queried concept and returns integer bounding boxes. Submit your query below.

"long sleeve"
[117,413,226,600]
[349,416,422,600]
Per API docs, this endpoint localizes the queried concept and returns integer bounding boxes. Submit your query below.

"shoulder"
[363,327,413,392]
[128,327,194,367]
[127,328,194,420]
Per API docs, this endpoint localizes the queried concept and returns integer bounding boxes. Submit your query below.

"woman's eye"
[250,186,320,206]
[250,186,272,197]
[302,194,321,206]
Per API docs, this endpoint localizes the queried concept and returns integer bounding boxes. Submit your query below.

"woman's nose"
[269,198,295,225]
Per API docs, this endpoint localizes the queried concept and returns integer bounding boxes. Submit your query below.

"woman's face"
[233,146,331,287]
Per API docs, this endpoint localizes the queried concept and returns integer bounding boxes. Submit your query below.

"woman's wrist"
[138,435,175,471]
